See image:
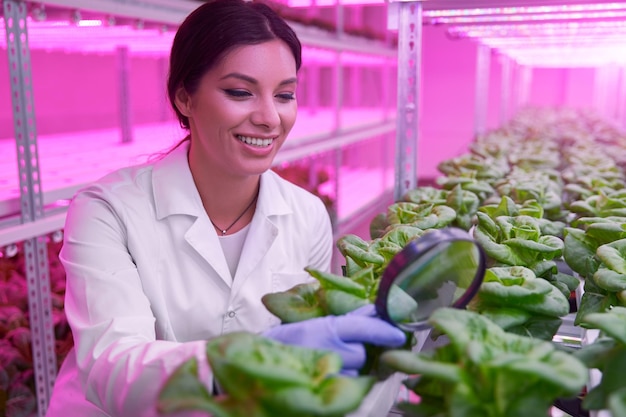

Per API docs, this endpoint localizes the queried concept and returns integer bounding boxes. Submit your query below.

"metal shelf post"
[474,43,490,137]
[117,45,133,143]
[4,0,58,415]
[499,54,512,125]
[391,1,422,201]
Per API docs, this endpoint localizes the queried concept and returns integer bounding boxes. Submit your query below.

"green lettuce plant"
[435,174,495,203]
[385,202,457,231]
[569,190,626,219]
[473,212,564,276]
[436,153,507,183]
[402,185,481,231]
[466,266,570,340]
[380,308,588,417]
[478,195,566,237]
[262,267,375,321]
[493,167,567,221]
[563,223,626,324]
[575,307,626,417]
[157,332,376,417]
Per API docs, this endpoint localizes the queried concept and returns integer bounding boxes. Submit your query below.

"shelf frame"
[3,1,57,415]
[389,1,422,201]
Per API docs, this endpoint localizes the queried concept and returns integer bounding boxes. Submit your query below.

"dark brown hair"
[167,0,302,130]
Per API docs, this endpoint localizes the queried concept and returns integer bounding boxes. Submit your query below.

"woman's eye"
[224,89,251,98]
[276,93,296,101]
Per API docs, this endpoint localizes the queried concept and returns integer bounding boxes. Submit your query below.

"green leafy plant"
[575,306,626,417]
[402,185,481,231]
[380,308,588,417]
[262,267,376,321]
[467,266,570,340]
[157,332,375,417]
[563,224,626,324]
[493,167,567,221]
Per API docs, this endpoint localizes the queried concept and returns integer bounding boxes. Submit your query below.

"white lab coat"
[46,142,402,417]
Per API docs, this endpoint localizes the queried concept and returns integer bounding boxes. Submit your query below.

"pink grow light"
[278,0,384,7]
[76,19,103,27]
[424,2,626,67]
[423,2,626,19]
[0,17,394,63]
[449,20,626,38]
[426,9,626,25]
[0,17,174,55]
[448,20,626,66]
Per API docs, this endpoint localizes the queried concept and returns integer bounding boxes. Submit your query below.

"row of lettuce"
[159,106,626,417]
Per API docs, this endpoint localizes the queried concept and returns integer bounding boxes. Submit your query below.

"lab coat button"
[228,311,236,318]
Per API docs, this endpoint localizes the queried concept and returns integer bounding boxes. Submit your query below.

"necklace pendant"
[221,230,227,235]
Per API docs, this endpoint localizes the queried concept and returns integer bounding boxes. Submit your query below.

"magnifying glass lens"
[378,228,485,331]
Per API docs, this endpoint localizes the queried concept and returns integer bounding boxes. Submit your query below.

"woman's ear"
[174,87,192,117]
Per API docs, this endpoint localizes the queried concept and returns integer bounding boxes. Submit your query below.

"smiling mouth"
[236,134,274,147]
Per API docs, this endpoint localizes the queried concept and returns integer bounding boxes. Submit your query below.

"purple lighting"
[76,19,103,27]
[279,0,384,7]
[447,19,626,67]
[0,17,394,63]
[423,2,626,19]
[426,10,626,25]
[450,21,626,38]
[423,3,626,67]
[0,17,174,55]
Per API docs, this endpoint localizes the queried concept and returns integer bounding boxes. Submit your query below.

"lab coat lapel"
[185,216,232,286]
[152,142,232,286]
[232,171,290,290]
[233,216,277,290]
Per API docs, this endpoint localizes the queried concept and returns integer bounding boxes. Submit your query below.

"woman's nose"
[251,98,280,128]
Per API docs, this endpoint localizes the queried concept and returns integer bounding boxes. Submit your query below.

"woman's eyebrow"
[220,72,298,86]
[279,77,298,86]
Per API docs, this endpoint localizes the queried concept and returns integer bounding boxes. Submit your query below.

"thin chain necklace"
[210,192,258,236]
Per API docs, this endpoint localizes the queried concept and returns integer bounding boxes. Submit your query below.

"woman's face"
[178,40,298,179]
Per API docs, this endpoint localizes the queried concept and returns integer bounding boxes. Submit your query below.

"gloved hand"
[263,305,406,373]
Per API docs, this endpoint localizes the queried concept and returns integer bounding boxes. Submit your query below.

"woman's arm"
[60,187,212,417]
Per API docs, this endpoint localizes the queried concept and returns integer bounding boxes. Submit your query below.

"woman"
[46,1,405,416]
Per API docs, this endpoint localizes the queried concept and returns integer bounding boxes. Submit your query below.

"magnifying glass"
[375,227,486,332]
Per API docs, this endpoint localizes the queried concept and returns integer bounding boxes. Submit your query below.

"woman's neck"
[188,151,261,235]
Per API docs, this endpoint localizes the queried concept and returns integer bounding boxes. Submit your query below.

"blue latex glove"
[263,305,406,372]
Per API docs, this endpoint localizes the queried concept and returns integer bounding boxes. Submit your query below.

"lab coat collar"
[150,141,294,286]
[255,170,292,218]
[152,141,205,220]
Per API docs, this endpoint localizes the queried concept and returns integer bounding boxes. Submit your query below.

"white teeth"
[237,135,273,147]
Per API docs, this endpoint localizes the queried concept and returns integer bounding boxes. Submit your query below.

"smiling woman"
[44,1,405,417]
[175,39,300,231]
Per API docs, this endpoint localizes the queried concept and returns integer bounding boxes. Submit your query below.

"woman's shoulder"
[76,162,154,201]
[74,144,188,204]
